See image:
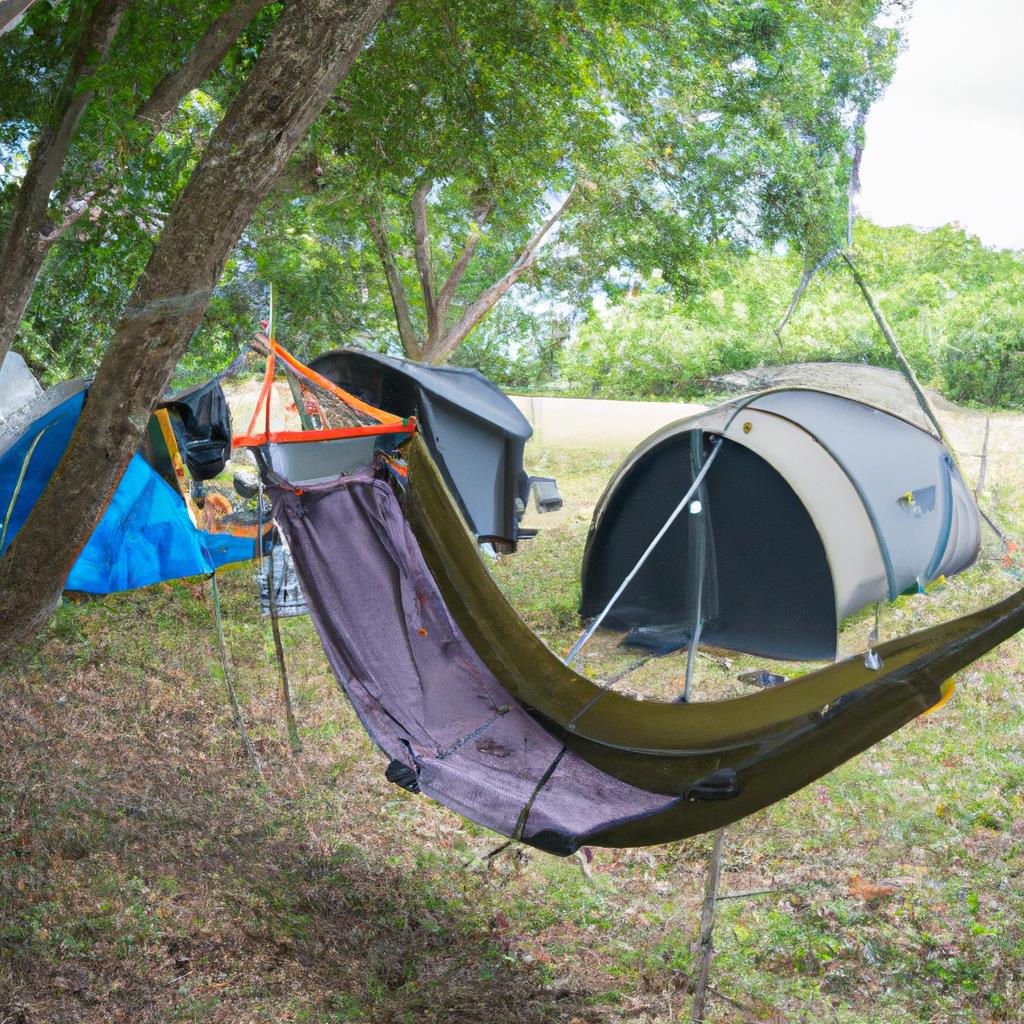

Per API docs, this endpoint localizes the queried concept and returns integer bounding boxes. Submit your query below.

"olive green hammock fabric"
[402,434,1024,847]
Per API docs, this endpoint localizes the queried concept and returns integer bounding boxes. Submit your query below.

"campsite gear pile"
[309,347,561,550]
[0,367,256,593]
[235,341,1024,853]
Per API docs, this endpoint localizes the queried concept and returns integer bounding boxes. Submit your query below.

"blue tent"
[0,382,256,594]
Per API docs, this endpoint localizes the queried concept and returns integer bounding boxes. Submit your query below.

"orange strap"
[270,339,404,426]
[237,338,410,449]
[244,346,278,439]
[233,421,416,449]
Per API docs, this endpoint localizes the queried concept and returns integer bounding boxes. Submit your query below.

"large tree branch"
[0,0,37,34]
[38,192,100,245]
[423,184,578,364]
[365,198,423,360]
[134,0,271,129]
[0,0,398,653]
[0,0,130,362]
[411,179,439,346]
[434,195,495,329]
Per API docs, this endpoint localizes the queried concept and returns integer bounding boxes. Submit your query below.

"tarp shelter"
[0,352,42,431]
[0,374,257,593]
[581,389,982,662]
[309,348,538,548]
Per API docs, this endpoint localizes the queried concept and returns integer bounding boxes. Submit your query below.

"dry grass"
[1,401,1022,1023]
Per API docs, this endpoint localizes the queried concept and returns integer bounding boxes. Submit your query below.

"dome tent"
[580,388,981,662]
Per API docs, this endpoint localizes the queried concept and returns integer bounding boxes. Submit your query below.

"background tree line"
[559,219,1024,408]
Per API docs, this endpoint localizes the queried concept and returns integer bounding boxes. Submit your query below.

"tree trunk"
[421,184,578,365]
[0,0,272,363]
[0,0,129,364]
[365,199,424,359]
[0,0,397,654]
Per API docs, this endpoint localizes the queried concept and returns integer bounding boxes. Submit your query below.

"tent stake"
[690,827,726,1023]
[210,572,263,778]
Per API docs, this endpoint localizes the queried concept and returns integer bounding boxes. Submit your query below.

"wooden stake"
[690,827,726,1023]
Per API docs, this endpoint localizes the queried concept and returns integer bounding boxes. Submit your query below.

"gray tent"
[309,348,552,549]
[0,353,42,431]
[581,388,981,661]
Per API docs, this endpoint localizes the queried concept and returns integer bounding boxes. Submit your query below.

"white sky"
[858,0,1024,251]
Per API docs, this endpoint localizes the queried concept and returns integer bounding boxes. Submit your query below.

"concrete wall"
[509,394,705,450]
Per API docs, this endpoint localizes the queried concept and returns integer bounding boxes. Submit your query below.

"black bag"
[160,379,233,481]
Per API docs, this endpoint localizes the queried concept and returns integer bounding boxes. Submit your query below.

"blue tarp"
[0,389,256,593]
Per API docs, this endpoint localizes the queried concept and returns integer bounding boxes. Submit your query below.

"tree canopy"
[2,0,905,380]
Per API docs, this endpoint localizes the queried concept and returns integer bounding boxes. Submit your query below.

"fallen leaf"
[848,873,896,902]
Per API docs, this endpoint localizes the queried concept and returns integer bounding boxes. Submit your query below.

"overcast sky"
[858,0,1024,251]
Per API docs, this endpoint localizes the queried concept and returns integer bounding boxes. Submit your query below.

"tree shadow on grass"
[1,628,610,1024]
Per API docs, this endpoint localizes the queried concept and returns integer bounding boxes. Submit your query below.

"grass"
[1,403,1023,1022]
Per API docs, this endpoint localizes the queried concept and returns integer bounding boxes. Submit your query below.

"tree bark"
[411,180,440,346]
[0,0,273,363]
[0,0,397,654]
[0,0,129,364]
[0,0,37,34]
[434,196,494,328]
[367,182,577,366]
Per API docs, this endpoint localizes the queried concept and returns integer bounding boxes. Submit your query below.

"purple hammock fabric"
[270,467,674,855]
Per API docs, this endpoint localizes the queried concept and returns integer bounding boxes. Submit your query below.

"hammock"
[244,345,1024,853]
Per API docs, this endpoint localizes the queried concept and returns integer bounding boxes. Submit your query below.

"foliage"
[2,0,905,378]
[317,0,902,360]
[559,220,1024,406]
[447,302,571,391]
[940,276,1024,407]
[0,1,275,381]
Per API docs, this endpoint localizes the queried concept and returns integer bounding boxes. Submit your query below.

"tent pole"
[565,437,724,667]
[682,431,711,703]
[840,252,961,472]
